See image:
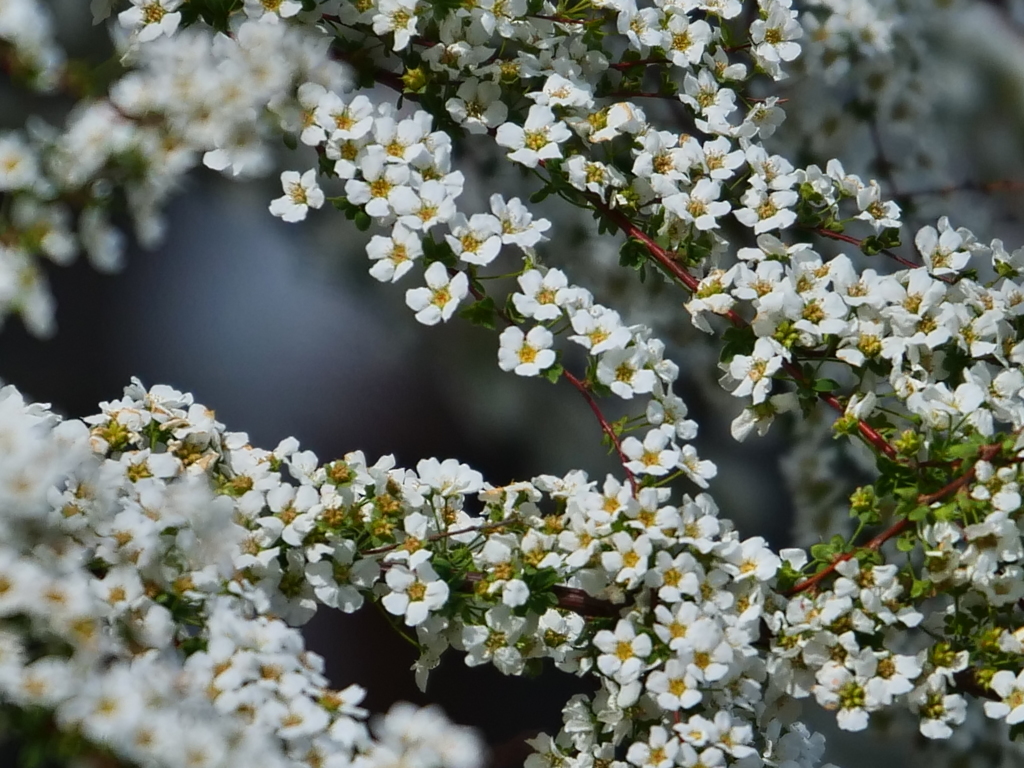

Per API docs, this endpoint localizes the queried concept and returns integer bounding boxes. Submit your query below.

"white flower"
[119,0,182,42]
[529,74,594,109]
[910,674,967,739]
[394,180,457,232]
[626,725,678,768]
[269,169,324,223]
[346,150,412,219]
[405,262,468,325]
[733,179,797,233]
[750,2,802,65]
[462,605,526,674]
[663,179,731,231]
[367,223,423,283]
[662,15,712,68]
[915,219,971,276]
[985,669,1024,724]
[646,659,702,711]
[568,306,631,354]
[304,540,379,613]
[813,664,871,731]
[445,213,502,266]
[316,93,374,142]
[600,531,652,588]
[416,456,485,496]
[243,0,302,21]
[373,0,422,50]
[495,106,572,168]
[490,195,551,249]
[678,617,733,682]
[856,182,901,233]
[596,347,657,399]
[621,428,680,476]
[381,562,450,626]
[497,326,556,377]
[565,156,626,195]
[726,337,786,404]
[513,269,568,321]
[446,80,508,134]
[594,619,651,684]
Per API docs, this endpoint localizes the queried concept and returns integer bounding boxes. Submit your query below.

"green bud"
[401,66,429,93]
[893,429,922,457]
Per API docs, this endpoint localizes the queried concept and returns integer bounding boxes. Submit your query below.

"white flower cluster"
[0,10,347,334]
[0,0,64,90]
[0,380,483,768]
[78,378,838,768]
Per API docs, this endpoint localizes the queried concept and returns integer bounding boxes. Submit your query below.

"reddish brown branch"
[463,573,620,617]
[787,518,911,595]
[564,370,639,495]
[815,388,898,460]
[787,442,1004,595]
[608,58,669,70]
[811,227,923,272]
[917,442,1003,505]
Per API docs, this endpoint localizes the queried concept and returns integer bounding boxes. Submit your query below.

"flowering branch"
[596,202,899,460]
[788,442,1005,595]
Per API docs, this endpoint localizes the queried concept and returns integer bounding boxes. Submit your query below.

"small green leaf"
[860,236,883,256]
[458,297,497,329]
[910,578,932,599]
[542,363,564,383]
[907,505,931,522]
[878,227,901,248]
[895,531,917,552]
[618,239,646,270]
[810,542,834,562]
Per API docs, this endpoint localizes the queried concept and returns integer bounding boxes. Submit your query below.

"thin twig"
[811,226,924,272]
[460,276,640,494]
[564,370,639,494]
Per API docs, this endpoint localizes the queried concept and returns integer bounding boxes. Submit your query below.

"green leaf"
[458,297,497,329]
[719,325,756,364]
[910,578,932,599]
[354,211,372,231]
[810,542,834,562]
[860,236,884,256]
[895,531,917,552]
[618,239,646,270]
[878,227,901,248]
[907,505,931,522]
[542,363,564,383]
[813,378,840,392]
